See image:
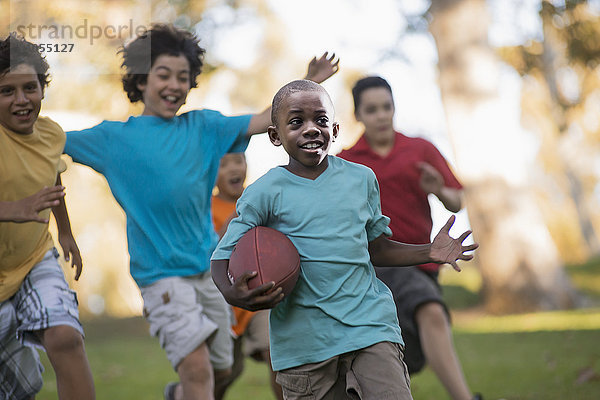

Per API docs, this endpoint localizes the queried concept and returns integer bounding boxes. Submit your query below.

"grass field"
[35,260,600,400]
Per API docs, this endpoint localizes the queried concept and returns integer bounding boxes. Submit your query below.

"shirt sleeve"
[211,186,267,260]
[64,122,109,174]
[201,110,252,156]
[423,140,463,190]
[365,170,393,242]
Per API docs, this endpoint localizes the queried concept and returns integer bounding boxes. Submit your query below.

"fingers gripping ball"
[228,227,301,298]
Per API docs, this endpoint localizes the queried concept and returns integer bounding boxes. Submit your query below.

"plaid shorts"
[0,248,83,399]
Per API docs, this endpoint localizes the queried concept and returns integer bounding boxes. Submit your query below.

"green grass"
[35,259,600,399]
[36,317,600,400]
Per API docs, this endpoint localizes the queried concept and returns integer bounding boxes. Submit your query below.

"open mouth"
[162,95,180,106]
[13,109,32,119]
[300,142,324,150]
[229,177,243,185]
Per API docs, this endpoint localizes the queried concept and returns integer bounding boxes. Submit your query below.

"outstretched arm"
[246,52,340,135]
[51,174,83,280]
[0,186,65,223]
[211,259,284,311]
[417,161,463,213]
[369,215,477,271]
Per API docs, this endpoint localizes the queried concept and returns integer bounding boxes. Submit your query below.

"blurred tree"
[428,0,580,313]
[498,0,600,261]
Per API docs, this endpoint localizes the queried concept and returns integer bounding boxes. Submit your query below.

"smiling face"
[216,153,247,202]
[354,86,395,146]
[137,54,191,119]
[268,89,338,179]
[0,63,43,135]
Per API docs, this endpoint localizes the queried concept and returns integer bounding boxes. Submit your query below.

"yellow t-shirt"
[0,117,66,301]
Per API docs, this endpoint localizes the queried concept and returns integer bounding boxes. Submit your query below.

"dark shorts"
[374,266,450,374]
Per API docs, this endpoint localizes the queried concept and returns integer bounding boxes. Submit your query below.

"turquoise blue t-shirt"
[212,156,404,371]
[65,109,252,287]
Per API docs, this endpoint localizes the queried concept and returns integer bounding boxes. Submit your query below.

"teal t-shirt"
[65,109,252,287]
[212,156,403,371]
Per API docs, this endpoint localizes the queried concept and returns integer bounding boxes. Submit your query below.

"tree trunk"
[539,1,600,256]
[428,0,579,313]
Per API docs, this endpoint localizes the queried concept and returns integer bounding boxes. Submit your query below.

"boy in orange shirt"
[212,152,283,400]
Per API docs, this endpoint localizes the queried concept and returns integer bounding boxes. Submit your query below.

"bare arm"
[417,161,463,213]
[0,185,65,223]
[51,174,83,280]
[246,52,340,136]
[369,216,477,272]
[211,259,284,311]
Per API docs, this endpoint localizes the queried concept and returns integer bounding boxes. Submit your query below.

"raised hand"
[305,52,340,84]
[417,162,444,196]
[430,215,478,271]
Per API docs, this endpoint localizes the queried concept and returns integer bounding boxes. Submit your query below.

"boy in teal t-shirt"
[211,80,477,400]
[64,24,338,400]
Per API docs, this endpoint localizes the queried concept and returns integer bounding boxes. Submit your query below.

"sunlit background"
[3,0,600,319]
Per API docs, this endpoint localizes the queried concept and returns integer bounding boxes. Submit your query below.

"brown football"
[228,226,301,298]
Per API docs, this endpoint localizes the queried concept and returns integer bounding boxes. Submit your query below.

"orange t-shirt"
[212,195,255,337]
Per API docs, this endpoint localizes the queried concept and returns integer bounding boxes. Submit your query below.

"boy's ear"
[267,125,282,146]
[136,80,147,93]
[332,122,339,141]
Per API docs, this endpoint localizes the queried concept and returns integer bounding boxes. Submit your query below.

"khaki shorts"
[276,341,412,400]
[140,273,233,370]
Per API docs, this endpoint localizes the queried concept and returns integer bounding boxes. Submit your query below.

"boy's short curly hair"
[352,76,393,112]
[119,24,205,103]
[0,33,50,90]
[271,79,333,125]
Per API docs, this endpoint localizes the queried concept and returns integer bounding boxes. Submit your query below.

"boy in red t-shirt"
[338,76,481,400]
[211,153,283,400]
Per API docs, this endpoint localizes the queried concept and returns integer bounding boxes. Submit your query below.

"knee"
[40,325,84,355]
[415,302,448,329]
[178,353,215,385]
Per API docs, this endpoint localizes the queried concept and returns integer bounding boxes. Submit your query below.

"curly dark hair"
[119,24,205,103]
[0,33,50,90]
[352,76,393,113]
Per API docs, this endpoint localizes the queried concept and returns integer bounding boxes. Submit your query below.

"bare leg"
[416,302,472,400]
[214,336,243,400]
[37,325,95,400]
[176,343,219,400]
[258,349,283,400]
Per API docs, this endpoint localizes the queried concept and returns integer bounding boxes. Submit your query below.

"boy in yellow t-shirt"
[0,34,95,400]
[211,153,283,400]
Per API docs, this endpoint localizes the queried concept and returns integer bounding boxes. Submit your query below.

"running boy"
[0,34,95,400]
[211,79,477,400]
[64,24,338,400]
[211,153,282,400]
[338,76,481,400]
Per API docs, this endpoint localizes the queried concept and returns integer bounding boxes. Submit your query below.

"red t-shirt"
[338,132,462,272]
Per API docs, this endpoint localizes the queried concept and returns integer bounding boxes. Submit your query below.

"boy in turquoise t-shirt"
[64,24,338,400]
[211,80,477,400]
